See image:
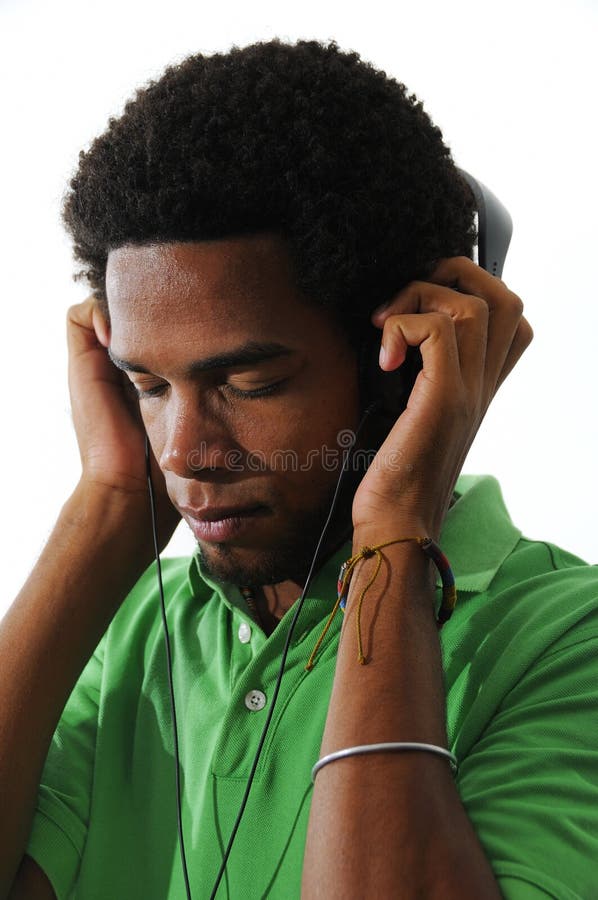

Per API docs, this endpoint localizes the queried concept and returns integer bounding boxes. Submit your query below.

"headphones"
[359,168,513,424]
[146,168,513,899]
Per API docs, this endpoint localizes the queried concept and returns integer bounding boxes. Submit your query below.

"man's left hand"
[352,257,533,540]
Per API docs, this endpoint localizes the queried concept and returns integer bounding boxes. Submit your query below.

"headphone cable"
[208,402,379,899]
[146,402,380,900]
[146,436,193,899]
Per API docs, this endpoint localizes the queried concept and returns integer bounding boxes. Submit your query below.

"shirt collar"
[437,473,521,593]
[188,473,521,605]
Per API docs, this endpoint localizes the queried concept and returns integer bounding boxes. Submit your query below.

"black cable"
[145,436,193,900]
[146,403,379,900]
[208,402,380,899]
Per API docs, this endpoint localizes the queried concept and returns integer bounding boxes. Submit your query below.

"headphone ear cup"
[358,324,422,421]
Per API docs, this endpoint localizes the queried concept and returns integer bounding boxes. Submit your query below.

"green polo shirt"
[26,475,598,899]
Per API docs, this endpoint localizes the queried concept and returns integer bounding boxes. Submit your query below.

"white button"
[238,622,252,644]
[244,689,266,711]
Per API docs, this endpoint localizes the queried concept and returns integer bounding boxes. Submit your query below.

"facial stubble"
[194,473,356,590]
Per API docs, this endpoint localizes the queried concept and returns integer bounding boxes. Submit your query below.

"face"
[106,235,361,587]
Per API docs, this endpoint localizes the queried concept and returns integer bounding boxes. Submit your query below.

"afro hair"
[63,38,476,339]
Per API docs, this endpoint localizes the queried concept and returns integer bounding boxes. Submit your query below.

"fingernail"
[372,300,391,319]
[379,343,387,368]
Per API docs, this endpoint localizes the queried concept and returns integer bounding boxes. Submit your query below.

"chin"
[195,539,310,588]
[194,477,354,588]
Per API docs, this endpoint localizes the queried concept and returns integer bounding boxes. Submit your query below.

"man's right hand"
[67,297,180,548]
[1,297,182,898]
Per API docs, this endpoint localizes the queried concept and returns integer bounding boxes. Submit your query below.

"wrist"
[69,477,149,521]
[347,532,456,633]
[65,480,157,564]
[352,522,433,554]
[346,537,437,611]
[331,536,439,673]
[352,486,459,545]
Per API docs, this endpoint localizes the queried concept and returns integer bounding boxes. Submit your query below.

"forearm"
[0,482,155,895]
[303,538,501,899]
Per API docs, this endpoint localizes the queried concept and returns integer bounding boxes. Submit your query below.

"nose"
[158,395,237,479]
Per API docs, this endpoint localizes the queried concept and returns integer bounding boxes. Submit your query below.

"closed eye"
[127,380,168,400]
[127,378,288,401]
[221,379,288,399]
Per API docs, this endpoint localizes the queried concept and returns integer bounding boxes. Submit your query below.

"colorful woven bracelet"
[306,536,457,670]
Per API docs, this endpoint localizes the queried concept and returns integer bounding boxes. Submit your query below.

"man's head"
[106,235,361,586]
[63,38,476,586]
[63,38,475,341]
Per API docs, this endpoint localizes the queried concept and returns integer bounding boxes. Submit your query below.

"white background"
[1,0,596,616]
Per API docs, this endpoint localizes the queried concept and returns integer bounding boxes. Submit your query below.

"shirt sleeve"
[25,638,105,900]
[457,629,598,900]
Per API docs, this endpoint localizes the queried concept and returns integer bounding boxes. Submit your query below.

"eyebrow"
[107,341,294,375]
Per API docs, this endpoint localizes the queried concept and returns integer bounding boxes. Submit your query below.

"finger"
[495,316,534,391]
[66,297,99,360]
[67,297,125,394]
[379,311,463,405]
[426,255,504,292]
[425,256,527,393]
[374,257,528,399]
[92,301,111,348]
[370,257,500,325]
[374,281,489,397]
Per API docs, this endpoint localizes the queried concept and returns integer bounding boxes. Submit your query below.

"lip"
[179,503,266,521]
[180,503,268,542]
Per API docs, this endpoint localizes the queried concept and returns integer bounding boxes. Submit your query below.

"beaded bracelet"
[305,537,457,670]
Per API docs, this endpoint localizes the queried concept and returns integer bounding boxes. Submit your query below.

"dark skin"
[305,256,532,897]
[103,236,363,622]
[104,235,533,898]
[5,233,532,898]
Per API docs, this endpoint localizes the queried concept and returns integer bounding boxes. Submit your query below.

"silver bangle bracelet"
[311,741,459,783]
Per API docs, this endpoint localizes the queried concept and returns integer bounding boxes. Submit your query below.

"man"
[2,38,597,899]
